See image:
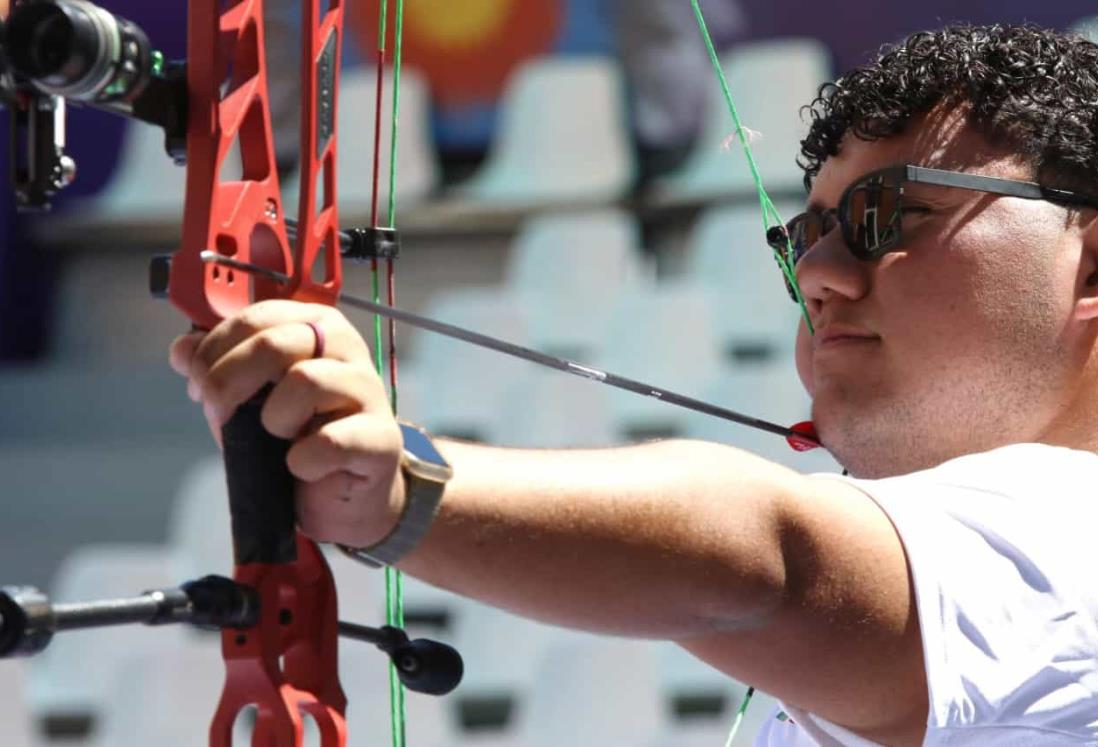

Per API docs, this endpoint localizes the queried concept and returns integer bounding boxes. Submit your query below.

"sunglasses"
[767,164,1098,301]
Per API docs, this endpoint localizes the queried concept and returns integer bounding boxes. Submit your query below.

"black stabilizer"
[221,385,297,565]
[373,625,464,696]
[389,637,465,695]
[179,575,259,629]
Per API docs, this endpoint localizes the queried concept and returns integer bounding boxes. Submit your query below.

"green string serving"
[688,0,814,336]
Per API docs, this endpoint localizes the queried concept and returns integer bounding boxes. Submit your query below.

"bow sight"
[1,0,187,208]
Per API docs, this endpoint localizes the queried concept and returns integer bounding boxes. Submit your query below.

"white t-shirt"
[755,443,1098,746]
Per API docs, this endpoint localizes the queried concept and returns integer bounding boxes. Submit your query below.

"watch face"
[399,422,449,467]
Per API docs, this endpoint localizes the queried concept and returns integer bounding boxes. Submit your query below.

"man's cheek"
[795,324,815,397]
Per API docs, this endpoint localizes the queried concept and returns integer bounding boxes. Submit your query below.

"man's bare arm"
[397,439,927,745]
[398,439,796,637]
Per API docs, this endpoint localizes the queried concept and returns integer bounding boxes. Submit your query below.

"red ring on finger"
[305,321,326,359]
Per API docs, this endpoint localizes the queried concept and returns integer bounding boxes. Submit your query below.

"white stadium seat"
[506,209,650,358]
[27,544,174,730]
[460,57,634,207]
[653,38,831,202]
[508,636,667,747]
[593,283,725,440]
[411,287,533,443]
[683,202,805,360]
[0,661,39,747]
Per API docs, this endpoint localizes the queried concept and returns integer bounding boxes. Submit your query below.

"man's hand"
[168,300,405,548]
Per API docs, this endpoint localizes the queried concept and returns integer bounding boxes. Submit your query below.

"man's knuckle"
[286,360,323,393]
[315,425,350,455]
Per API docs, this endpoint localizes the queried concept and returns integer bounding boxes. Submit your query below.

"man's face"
[794,113,1095,477]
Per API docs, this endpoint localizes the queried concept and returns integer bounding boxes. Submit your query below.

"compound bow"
[0,1,821,745]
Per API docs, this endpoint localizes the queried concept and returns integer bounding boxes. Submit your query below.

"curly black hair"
[799,24,1098,193]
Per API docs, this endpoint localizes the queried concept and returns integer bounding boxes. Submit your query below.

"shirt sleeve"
[831,445,1098,742]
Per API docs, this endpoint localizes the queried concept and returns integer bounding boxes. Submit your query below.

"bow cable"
[689,0,813,336]
[367,2,409,746]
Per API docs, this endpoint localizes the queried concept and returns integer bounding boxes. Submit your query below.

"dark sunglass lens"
[845,174,902,257]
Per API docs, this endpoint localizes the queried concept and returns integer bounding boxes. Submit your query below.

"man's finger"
[199,323,318,425]
[285,414,402,484]
[169,331,206,378]
[261,358,381,440]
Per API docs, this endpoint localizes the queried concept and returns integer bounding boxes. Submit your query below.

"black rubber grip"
[221,385,297,565]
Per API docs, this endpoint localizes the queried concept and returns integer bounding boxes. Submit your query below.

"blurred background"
[1,1,1095,745]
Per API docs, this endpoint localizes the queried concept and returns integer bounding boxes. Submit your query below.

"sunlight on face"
[794,113,1091,478]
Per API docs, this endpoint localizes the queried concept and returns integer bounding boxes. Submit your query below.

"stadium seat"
[27,544,175,737]
[593,283,724,441]
[656,642,746,713]
[165,456,234,581]
[91,627,227,747]
[493,367,619,448]
[459,57,634,207]
[683,202,805,361]
[507,635,667,747]
[651,38,831,203]
[506,209,650,359]
[452,603,582,703]
[685,360,842,474]
[410,287,533,443]
[0,661,39,747]
[646,689,786,747]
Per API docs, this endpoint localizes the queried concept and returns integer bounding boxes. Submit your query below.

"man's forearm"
[396,439,803,639]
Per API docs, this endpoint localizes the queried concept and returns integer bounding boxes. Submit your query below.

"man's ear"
[1075,212,1098,321]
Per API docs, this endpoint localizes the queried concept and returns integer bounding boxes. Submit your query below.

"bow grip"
[221,385,297,565]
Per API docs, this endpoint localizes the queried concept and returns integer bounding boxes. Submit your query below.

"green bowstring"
[386,0,404,229]
[689,0,814,336]
[371,2,408,747]
[688,2,817,742]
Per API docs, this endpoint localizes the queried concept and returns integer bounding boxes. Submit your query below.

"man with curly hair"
[171,23,1098,746]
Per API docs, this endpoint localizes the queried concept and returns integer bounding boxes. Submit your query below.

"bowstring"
[688,0,814,336]
[687,2,813,742]
[369,1,409,746]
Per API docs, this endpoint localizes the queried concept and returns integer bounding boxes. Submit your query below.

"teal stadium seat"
[459,57,635,208]
[683,202,805,361]
[505,209,649,359]
[652,38,831,204]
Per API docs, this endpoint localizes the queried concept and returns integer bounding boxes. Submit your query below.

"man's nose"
[794,231,872,307]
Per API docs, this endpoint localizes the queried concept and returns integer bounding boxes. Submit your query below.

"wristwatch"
[339,421,452,568]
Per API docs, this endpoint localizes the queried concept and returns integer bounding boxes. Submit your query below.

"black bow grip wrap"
[221,384,297,565]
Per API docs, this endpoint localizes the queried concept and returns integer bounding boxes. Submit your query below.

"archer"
[172,23,1098,746]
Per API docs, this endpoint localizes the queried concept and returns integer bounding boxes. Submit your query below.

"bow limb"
[168,0,347,744]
